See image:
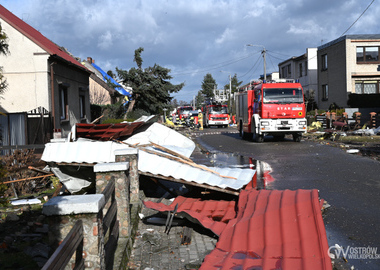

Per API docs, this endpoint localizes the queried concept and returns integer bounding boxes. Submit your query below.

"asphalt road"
[193,127,380,270]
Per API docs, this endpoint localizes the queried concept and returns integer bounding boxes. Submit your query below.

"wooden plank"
[105,220,119,266]
[42,220,84,270]
[114,139,237,180]
[103,201,117,237]
[3,174,54,184]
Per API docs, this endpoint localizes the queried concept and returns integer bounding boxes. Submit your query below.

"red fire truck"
[176,106,194,120]
[235,79,307,142]
[202,103,229,128]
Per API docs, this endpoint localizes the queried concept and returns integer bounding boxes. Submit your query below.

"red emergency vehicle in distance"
[202,103,229,128]
[176,106,194,120]
[235,79,307,142]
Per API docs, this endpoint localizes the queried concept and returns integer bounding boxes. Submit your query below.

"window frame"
[355,80,379,94]
[322,84,328,101]
[321,54,328,71]
[356,46,380,64]
[59,84,68,121]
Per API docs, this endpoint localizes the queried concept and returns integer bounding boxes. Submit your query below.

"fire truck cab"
[236,79,307,142]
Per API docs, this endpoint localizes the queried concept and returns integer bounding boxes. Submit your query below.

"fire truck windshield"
[262,88,303,104]
[210,106,228,114]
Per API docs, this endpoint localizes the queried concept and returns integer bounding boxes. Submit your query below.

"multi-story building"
[279,48,318,104]
[317,34,380,111]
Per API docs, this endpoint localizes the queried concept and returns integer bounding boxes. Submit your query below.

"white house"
[0,5,91,143]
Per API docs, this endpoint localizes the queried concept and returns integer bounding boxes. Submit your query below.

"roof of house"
[318,34,380,50]
[0,5,87,72]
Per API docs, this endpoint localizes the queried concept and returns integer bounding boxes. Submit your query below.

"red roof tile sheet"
[145,189,331,270]
[144,196,237,236]
[200,189,332,270]
[0,5,87,71]
[75,122,146,141]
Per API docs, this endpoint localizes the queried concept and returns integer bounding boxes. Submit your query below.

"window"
[79,94,85,118]
[322,84,328,100]
[59,84,68,120]
[287,64,291,75]
[355,81,379,94]
[305,61,308,76]
[281,66,287,77]
[299,63,303,77]
[357,46,380,63]
[321,54,328,70]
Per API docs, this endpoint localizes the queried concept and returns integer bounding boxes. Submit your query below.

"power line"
[341,0,375,36]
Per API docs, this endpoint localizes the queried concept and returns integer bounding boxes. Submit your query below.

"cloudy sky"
[1,0,379,103]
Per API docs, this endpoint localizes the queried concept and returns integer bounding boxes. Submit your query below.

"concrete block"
[93,162,129,172]
[42,194,105,216]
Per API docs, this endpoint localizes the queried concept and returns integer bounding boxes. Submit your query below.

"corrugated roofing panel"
[200,189,332,270]
[144,196,236,236]
[41,140,128,163]
[75,122,145,141]
[138,151,255,190]
[41,140,255,191]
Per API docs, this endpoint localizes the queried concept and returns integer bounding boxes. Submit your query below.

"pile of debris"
[1,115,334,269]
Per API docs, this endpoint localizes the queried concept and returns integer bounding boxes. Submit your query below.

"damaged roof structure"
[145,189,332,270]
[41,118,256,194]
[40,117,332,269]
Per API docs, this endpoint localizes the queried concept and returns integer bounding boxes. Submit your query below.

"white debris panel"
[125,122,195,158]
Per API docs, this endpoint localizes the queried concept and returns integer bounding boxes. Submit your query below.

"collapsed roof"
[41,121,256,194]
[145,189,332,270]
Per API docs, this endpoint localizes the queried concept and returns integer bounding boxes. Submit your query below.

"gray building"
[279,48,318,104]
[317,35,380,110]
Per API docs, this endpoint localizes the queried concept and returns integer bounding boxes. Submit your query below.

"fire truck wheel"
[292,133,301,142]
[256,134,264,143]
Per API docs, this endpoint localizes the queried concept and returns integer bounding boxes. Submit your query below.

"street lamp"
[247,44,266,81]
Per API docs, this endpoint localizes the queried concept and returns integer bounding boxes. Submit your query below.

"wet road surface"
[193,127,380,270]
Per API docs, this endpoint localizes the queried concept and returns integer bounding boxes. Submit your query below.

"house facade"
[0,5,91,141]
[317,35,380,110]
[279,48,318,103]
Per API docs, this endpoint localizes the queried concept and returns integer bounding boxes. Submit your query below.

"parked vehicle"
[235,79,307,142]
[202,103,229,128]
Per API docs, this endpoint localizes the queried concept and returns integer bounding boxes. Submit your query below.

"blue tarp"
[91,63,132,98]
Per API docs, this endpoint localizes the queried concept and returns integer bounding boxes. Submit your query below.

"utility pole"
[262,48,266,81]
[247,44,266,81]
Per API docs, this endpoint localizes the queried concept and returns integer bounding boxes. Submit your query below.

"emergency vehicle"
[202,103,229,128]
[235,79,307,142]
[176,106,194,120]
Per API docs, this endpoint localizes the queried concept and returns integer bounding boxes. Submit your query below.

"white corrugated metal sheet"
[138,151,254,190]
[41,139,128,163]
[41,123,255,191]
